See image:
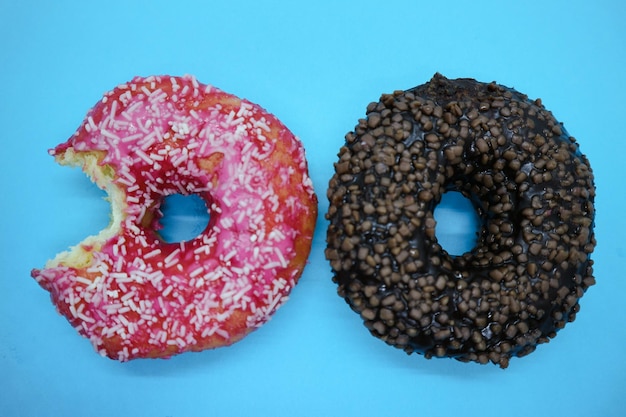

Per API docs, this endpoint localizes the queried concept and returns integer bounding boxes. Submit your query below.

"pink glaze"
[32,75,317,361]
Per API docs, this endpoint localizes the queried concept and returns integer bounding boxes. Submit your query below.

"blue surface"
[2,1,625,416]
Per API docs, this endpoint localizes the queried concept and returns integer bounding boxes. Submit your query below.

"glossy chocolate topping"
[326,74,595,368]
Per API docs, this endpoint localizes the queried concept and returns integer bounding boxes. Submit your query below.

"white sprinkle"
[69,302,78,319]
[149,152,165,161]
[135,234,148,248]
[204,270,222,282]
[223,249,236,262]
[189,109,201,120]
[164,248,181,266]
[193,245,210,255]
[75,276,93,286]
[119,169,137,186]
[231,116,245,127]
[126,298,139,313]
[144,248,162,259]
[110,272,130,281]
[118,315,130,329]
[104,323,122,337]
[86,116,98,132]
[171,151,188,168]
[172,121,190,135]
[162,285,174,297]
[270,195,279,212]
[215,328,229,339]
[124,100,143,117]
[121,290,136,302]
[236,102,252,117]
[190,267,204,278]
[116,177,134,187]
[220,217,234,229]
[107,100,118,126]
[255,119,271,132]
[150,89,167,103]
[120,90,132,105]
[234,124,247,138]
[184,305,195,317]
[137,131,158,149]
[263,261,282,270]
[100,128,120,141]
[77,310,95,324]
[105,302,123,315]
[268,229,286,241]
[135,148,154,165]
[201,325,216,338]
[236,210,246,224]
[233,284,252,302]
[266,293,283,315]
[170,77,179,91]
[157,297,167,314]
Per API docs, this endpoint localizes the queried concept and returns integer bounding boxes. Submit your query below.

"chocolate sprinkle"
[325,74,596,368]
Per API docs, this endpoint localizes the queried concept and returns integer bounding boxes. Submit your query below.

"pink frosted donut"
[31,75,318,361]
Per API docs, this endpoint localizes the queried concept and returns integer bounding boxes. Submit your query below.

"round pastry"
[325,74,595,368]
[31,75,318,361]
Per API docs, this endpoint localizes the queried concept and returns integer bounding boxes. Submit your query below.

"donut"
[31,75,318,361]
[325,74,595,368]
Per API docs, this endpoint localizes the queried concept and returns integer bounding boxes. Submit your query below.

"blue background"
[2,1,625,416]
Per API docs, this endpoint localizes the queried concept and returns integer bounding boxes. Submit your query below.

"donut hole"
[433,191,481,256]
[159,193,211,243]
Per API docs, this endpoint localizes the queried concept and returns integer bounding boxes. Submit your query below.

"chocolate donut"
[325,74,596,368]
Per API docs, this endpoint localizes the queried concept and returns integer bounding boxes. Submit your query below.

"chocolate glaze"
[325,74,596,367]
